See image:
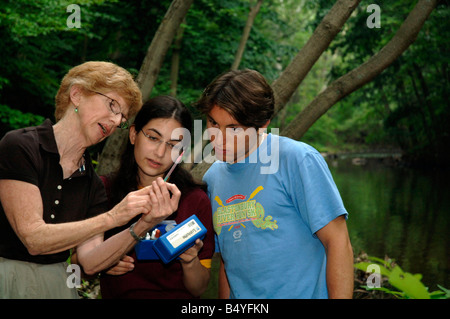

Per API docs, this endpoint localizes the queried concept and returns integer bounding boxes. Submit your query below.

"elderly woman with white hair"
[0,61,180,298]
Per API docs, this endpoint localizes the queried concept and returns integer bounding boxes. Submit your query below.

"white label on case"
[166,219,201,248]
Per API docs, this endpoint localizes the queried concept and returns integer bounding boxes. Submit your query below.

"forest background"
[1,0,448,169]
[0,0,449,299]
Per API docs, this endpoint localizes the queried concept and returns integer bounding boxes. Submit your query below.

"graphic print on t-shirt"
[212,186,278,235]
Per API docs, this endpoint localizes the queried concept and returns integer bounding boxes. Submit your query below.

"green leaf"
[388,266,430,299]
[354,262,391,277]
[431,285,450,299]
[367,256,393,268]
[361,285,404,298]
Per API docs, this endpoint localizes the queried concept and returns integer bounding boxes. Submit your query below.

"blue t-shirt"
[203,133,348,299]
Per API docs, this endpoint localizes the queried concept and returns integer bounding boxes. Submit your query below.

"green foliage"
[0,0,121,120]
[175,0,298,87]
[0,0,448,169]
[355,255,450,299]
[0,104,45,136]
[311,0,450,165]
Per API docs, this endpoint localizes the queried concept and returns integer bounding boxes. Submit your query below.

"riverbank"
[319,145,450,170]
[321,149,404,168]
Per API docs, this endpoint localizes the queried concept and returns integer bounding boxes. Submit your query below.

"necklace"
[78,154,86,173]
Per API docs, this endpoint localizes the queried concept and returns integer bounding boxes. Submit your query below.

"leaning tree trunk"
[231,0,263,70]
[271,0,361,117]
[97,0,194,176]
[170,18,187,97]
[137,0,194,102]
[281,0,438,141]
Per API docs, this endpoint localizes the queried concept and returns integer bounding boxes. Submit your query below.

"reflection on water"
[326,155,450,290]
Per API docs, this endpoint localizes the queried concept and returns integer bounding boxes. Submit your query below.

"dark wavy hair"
[107,95,206,207]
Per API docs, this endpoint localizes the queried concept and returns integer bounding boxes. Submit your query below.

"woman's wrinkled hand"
[107,186,153,228]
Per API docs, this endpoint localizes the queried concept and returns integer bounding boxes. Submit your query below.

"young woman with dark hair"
[99,95,214,299]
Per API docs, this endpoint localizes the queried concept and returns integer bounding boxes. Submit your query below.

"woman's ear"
[129,124,137,145]
[69,84,83,107]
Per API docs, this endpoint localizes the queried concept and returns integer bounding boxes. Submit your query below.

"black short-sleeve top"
[0,119,108,264]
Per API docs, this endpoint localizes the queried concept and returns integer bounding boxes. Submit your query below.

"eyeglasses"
[140,129,183,152]
[95,91,129,129]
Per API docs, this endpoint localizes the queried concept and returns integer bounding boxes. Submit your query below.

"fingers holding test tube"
[141,177,181,226]
[107,186,154,228]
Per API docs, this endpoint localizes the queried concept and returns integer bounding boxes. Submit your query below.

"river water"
[326,154,450,290]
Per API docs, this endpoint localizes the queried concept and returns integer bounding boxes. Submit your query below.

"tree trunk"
[96,0,194,176]
[281,0,437,141]
[170,18,187,97]
[271,0,361,117]
[231,0,263,70]
[136,0,194,102]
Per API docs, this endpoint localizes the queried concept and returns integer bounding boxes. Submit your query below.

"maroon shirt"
[100,186,214,299]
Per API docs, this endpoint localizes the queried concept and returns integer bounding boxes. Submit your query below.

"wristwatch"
[129,222,146,241]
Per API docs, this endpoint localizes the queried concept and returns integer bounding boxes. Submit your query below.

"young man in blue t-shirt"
[195,69,354,299]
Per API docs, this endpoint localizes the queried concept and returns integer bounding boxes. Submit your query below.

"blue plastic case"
[153,215,207,264]
[135,239,159,260]
[135,220,176,260]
